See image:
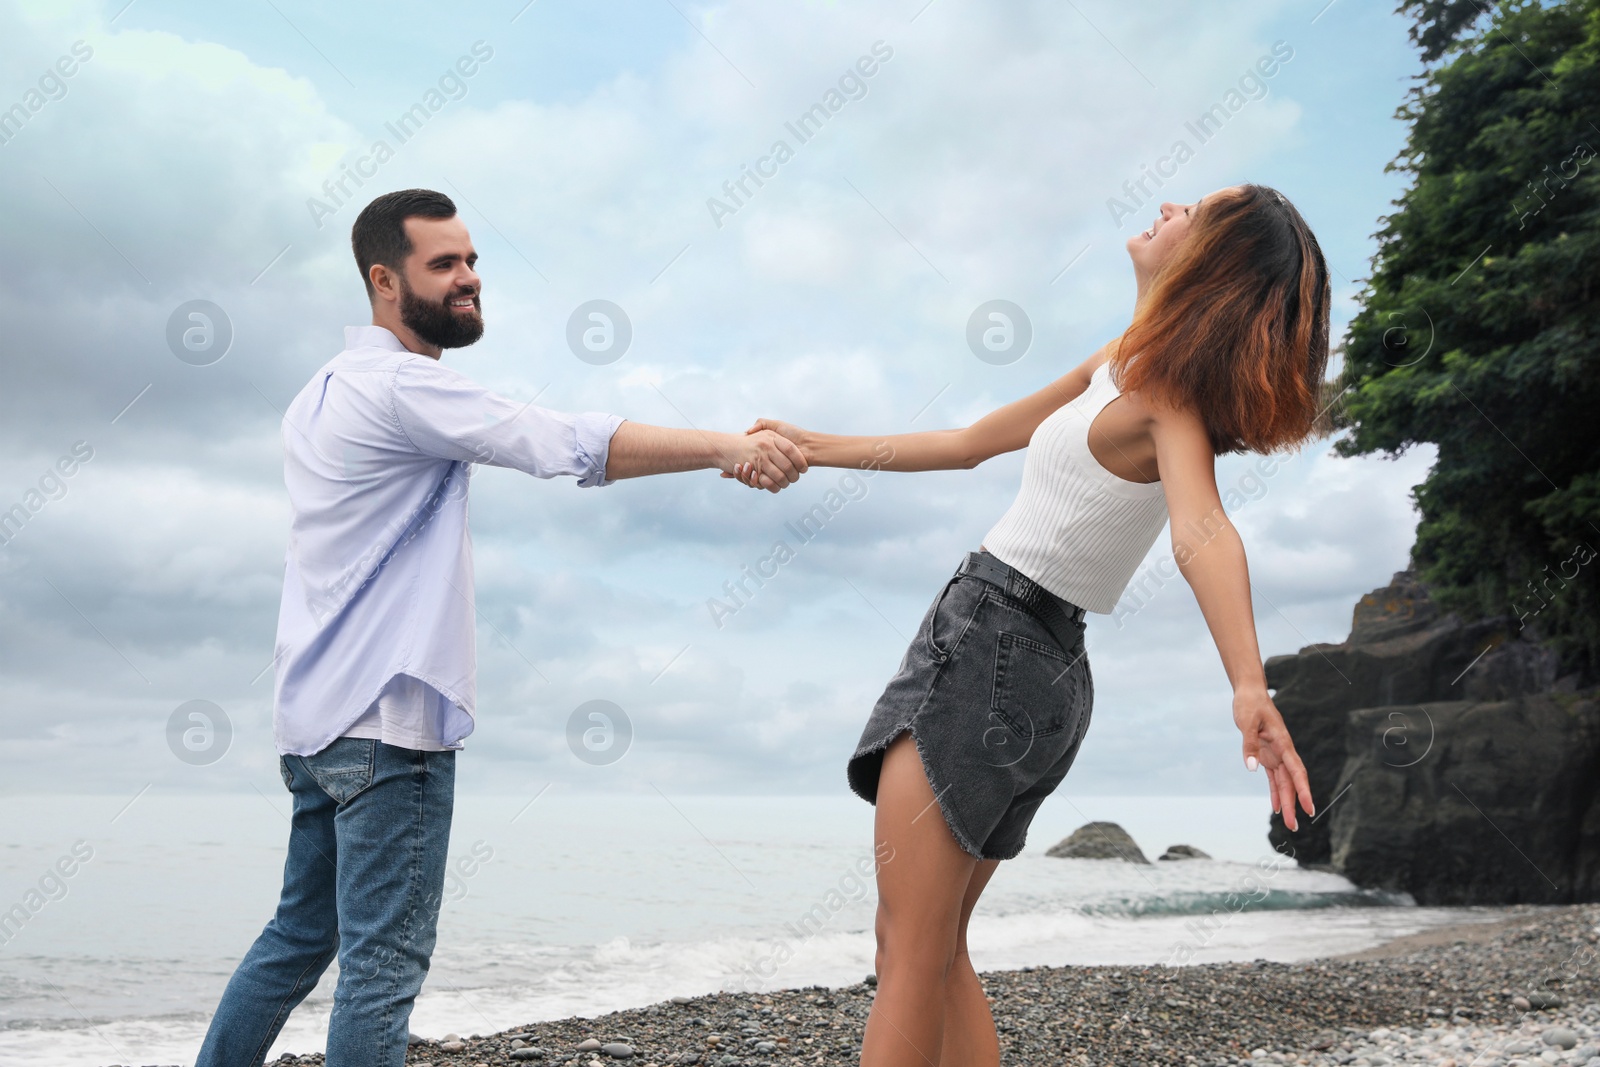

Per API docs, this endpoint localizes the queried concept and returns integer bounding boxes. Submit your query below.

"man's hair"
[351,189,457,299]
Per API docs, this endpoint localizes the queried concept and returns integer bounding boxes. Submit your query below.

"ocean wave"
[1071,886,1416,917]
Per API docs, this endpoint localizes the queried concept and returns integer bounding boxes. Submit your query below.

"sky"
[0,0,1441,801]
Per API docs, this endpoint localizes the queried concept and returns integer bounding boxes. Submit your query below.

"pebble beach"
[113,903,1600,1067]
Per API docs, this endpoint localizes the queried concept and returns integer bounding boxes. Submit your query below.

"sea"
[0,791,1505,1065]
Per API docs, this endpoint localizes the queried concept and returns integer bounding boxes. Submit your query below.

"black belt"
[957,550,1087,656]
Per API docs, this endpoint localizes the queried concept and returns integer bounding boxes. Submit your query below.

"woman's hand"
[717,428,808,492]
[746,418,809,453]
[722,419,810,487]
[1233,686,1315,831]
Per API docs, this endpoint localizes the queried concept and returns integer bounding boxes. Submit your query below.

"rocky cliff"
[1265,571,1600,905]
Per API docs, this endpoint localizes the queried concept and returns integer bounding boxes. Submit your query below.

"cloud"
[0,0,1429,797]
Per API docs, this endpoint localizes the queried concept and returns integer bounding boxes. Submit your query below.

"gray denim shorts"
[847,550,1094,860]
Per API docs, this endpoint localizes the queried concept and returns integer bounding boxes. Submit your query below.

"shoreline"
[1329,905,1559,961]
[253,903,1590,1067]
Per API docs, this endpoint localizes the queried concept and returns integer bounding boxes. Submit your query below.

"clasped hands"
[718,418,810,493]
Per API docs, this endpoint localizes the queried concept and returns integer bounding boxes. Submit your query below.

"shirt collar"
[344,324,413,354]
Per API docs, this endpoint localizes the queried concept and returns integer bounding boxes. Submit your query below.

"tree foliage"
[1398,0,1507,62]
[1338,0,1600,675]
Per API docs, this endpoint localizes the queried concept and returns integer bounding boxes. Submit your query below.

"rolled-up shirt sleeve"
[390,358,626,487]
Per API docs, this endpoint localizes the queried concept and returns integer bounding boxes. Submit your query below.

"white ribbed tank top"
[981,362,1170,614]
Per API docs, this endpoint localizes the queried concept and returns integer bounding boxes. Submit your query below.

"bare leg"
[939,860,1000,1067]
[861,733,979,1067]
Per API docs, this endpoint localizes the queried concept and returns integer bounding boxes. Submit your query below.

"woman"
[731,183,1325,1066]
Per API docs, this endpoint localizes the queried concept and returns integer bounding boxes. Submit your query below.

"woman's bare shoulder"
[1087,340,1115,372]
[1119,378,1209,445]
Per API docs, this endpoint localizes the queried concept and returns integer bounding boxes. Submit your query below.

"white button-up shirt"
[271,325,625,756]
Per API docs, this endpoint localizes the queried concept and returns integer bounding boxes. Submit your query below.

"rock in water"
[1045,822,1150,863]
[1263,570,1600,905]
[1158,844,1210,861]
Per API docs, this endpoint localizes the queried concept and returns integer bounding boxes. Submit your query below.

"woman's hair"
[1110,183,1331,455]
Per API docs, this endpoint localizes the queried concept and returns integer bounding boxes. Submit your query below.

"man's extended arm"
[389,358,807,493]
[604,421,808,492]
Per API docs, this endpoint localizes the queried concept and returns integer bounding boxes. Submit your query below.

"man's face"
[395,214,483,350]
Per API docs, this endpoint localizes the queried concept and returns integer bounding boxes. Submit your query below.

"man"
[196,188,806,1066]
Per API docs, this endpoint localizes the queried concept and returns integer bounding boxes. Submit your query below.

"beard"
[398,274,484,350]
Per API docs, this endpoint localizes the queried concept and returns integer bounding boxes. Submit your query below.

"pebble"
[1275,999,1600,1067]
[1546,1027,1580,1048]
[241,903,1600,1067]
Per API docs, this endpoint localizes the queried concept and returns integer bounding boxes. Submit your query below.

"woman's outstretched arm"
[735,346,1110,477]
[1150,403,1316,830]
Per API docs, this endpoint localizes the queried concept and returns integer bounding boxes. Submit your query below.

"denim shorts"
[847,550,1094,860]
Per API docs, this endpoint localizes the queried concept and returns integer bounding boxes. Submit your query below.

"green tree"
[1338,0,1600,675]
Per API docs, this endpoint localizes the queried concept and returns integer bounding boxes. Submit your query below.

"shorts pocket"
[990,631,1078,739]
[301,737,377,804]
[924,577,983,663]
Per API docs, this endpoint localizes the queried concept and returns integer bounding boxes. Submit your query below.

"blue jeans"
[196,738,456,1067]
